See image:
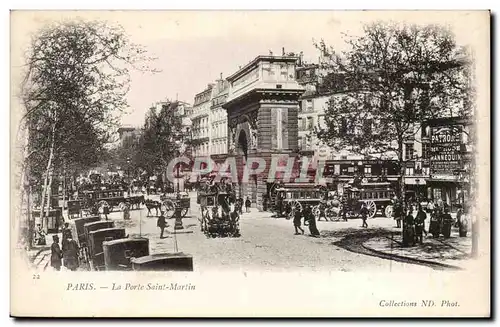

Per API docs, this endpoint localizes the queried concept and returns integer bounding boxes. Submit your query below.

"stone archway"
[237,129,249,160]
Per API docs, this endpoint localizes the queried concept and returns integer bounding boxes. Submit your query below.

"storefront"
[427,116,471,212]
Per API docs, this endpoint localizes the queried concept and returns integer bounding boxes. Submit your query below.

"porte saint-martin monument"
[222,55,305,210]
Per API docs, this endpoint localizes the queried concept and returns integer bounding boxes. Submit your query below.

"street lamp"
[173,140,184,230]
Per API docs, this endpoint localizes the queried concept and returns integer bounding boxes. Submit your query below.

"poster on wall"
[430,124,463,176]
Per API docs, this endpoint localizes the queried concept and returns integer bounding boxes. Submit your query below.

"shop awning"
[404,177,427,185]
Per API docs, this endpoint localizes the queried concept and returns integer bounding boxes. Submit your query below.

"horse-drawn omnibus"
[342,182,396,219]
[271,183,327,219]
[80,188,144,214]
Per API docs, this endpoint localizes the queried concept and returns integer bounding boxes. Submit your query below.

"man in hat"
[157,213,167,239]
[360,203,369,228]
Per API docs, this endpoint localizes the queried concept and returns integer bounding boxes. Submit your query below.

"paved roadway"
[105,192,432,273]
[33,192,433,272]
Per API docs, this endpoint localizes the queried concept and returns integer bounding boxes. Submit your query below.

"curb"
[361,242,462,270]
[29,246,51,263]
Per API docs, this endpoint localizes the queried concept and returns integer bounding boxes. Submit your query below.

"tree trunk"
[397,138,405,204]
[45,165,55,214]
[18,124,33,248]
[40,118,57,232]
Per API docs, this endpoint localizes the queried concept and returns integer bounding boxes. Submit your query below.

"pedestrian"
[360,203,368,228]
[35,224,47,246]
[61,222,72,252]
[394,201,403,228]
[238,197,244,214]
[157,213,167,238]
[341,196,348,222]
[414,205,427,244]
[441,207,453,238]
[101,202,110,220]
[63,234,79,271]
[457,205,469,237]
[317,201,328,222]
[50,235,62,271]
[304,205,320,237]
[292,207,304,235]
[245,197,251,213]
[123,202,131,220]
[403,208,415,247]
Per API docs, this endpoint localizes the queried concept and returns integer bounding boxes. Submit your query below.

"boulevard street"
[106,192,433,273]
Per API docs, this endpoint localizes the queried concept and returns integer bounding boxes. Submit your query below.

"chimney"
[220,72,223,80]
[282,47,285,56]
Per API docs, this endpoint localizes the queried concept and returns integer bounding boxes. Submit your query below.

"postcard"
[10,10,490,317]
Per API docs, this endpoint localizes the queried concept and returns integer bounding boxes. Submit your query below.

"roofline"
[226,55,299,82]
[222,88,305,109]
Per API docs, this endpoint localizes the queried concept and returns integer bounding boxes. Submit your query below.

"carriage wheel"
[385,205,394,218]
[366,200,377,219]
[287,201,303,220]
[181,208,188,218]
[161,199,176,218]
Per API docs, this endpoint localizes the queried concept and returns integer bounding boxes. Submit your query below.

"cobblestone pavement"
[32,193,474,272]
[85,192,431,273]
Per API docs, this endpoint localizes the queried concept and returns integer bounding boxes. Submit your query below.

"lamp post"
[174,141,184,230]
[415,178,420,203]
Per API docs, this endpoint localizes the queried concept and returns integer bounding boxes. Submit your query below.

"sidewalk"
[363,229,473,268]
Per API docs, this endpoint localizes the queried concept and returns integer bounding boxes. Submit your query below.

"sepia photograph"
[9,10,491,317]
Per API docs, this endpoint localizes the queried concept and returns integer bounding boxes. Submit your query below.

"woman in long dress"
[50,235,62,271]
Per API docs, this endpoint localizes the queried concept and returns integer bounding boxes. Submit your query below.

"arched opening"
[237,130,249,160]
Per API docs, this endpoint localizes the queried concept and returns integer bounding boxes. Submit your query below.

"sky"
[10,11,488,128]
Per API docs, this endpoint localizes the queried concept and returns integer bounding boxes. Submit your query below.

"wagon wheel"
[366,200,377,219]
[286,200,303,220]
[181,208,188,218]
[161,199,176,218]
[385,205,394,218]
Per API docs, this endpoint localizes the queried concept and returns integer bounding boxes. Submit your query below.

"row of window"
[212,122,228,139]
[404,143,431,160]
[211,140,228,155]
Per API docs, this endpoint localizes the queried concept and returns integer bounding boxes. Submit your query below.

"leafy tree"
[136,101,184,179]
[315,22,471,198]
[18,19,157,235]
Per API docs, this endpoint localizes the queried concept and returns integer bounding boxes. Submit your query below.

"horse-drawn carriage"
[341,182,396,219]
[159,192,190,218]
[80,189,144,215]
[271,183,327,219]
[198,190,240,238]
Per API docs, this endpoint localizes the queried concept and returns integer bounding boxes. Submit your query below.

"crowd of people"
[291,205,320,237]
[392,197,469,247]
[50,222,80,271]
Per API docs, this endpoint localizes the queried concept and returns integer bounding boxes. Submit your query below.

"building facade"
[210,78,229,156]
[191,84,214,157]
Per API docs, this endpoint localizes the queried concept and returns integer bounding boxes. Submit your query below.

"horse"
[145,199,162,217]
